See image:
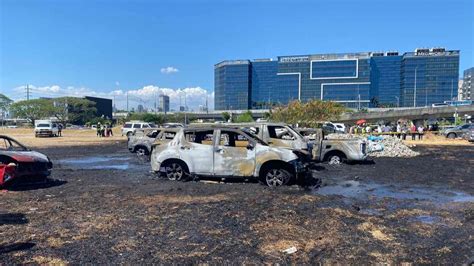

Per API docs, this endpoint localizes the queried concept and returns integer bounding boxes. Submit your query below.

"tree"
[10,99,55,124]
[221,112,231,122]
[234,110,254,123]
[0,94,13,112]
[128,113,165,125]
[270,100,346,127]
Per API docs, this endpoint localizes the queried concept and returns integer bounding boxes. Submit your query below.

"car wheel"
[163,161,188,181]
[447,133,456,139]
[328,154,343,165]
[135,147,149,156]
[263,168,292,187]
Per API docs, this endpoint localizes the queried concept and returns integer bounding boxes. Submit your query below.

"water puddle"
[58,155,148,170]
[314,180,474,204]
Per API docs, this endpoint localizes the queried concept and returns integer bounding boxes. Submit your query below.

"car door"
[179,129,215,175]
[213,129,256,177]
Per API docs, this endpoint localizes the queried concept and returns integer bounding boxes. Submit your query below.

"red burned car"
[0,163,17,187]
[0,135,52,182]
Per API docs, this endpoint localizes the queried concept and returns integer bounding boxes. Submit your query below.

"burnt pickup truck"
[224,123,367,164]
[296,128,367,164]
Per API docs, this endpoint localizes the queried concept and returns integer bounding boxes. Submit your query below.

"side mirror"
[246,143,254,150]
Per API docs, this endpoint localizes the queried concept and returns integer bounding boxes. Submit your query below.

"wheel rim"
[329,155,341,165]
[136,148,146,156]
[166,163,183,180]
[265,169,287,187]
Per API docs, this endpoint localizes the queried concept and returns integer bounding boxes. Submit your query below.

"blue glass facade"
[214,61,251,110]
[370,55,402,107]
[214,49,460,110]
[401,50,460,107]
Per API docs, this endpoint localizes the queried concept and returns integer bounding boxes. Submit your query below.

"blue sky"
[1,0,473,110]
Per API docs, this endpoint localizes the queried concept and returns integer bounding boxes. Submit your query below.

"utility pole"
[184,92,187,125]
[126,92,129,112]
[413,67,418,107]
[154,92,157,114]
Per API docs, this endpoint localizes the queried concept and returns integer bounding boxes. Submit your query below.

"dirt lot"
[1,129,473,264]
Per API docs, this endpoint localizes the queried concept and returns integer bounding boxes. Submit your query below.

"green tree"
[270,100,346,127]
[0,94,13,112]
[10,99,55,124]
[221,112,231,122]
[234,110,254,123]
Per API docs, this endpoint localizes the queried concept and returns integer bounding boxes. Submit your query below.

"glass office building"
[214,48,459,110]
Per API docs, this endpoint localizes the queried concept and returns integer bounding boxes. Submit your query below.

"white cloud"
[160,66,179,74]
[10,84,214,111]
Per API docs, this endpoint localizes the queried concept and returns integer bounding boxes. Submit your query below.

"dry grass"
[403,133,472,146]
[136,193,230,206]
[357,222,394,241]
[0,127,125,148]
[29,256,68,265]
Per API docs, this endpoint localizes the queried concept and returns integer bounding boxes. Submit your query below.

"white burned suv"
[150,127,314,187]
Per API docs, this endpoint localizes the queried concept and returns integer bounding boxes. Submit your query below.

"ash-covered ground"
[1,141,473,264]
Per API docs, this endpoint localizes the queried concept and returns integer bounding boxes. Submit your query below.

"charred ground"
[1,141,473,264]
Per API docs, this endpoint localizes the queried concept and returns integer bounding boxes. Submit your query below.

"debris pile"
[371,136,419,158]
[326,134,420,158]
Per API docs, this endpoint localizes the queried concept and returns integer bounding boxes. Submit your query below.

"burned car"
[0,135,53,180]
[128,129,161,156]
[128,128,179,156]
[150,127,314,187]
[0,163,17,188]
[297,128,367,164]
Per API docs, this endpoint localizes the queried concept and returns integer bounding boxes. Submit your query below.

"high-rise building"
[460,67,473,100]
[214,48,460,110]
[159,94,170,112]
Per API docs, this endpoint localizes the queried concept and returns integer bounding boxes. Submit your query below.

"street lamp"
[394,96,400,107]
[413,66,418,107]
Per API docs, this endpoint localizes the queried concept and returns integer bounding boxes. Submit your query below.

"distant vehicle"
[150,127,313,187]
[162,123,184,128]
[6,125,18,129]
[443,124,474,139]
[34,120,59,137]
[333,123,346,133]
[121,121,158,137]
[432,103,449,107]
[0,135,53,183]
[443,100,473,106]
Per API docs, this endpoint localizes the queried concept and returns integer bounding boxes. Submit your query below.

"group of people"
[96,123,113,137]
[396,122,425,140]
[349,121,425,140]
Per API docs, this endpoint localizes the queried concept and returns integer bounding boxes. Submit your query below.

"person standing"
[396,122,402,139]
[418,125,424,140]
[96,123,101,137]
[401,124,408,140]
[410,123,417,140]
[58,123,63,137]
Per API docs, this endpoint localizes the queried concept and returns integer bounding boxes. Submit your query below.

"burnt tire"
[261,168,292,187]
[162,161,189,181]
[447,133,456,139]
[135,146,149,156]
[326,152,346,165]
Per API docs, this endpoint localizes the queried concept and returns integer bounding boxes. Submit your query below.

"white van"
[35,120,59,137]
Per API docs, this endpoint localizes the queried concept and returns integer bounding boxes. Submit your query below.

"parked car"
[128,128,179,156]
[150,127,313,187]
[0,135,53,181]
[121,121,158,137]
[34,120,59,137]
[296,128,368,164]
[443,124,474,139]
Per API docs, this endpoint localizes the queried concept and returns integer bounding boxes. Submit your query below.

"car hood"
[2,150,50,163]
